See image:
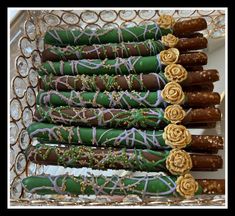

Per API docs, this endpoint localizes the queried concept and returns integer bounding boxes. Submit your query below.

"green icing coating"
[22,174,203,197]
[39,72,167,91]
[28,144,170,172]
[44,24,172,46]
[37,55,163,76]
[27,122,167,149]
[22,174,181,197]
[34,106,170,129]
[36,90,167,109]
[45,39,165,60]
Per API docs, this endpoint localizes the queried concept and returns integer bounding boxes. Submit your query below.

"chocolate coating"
[185,92,220,107]
[188,135,224,152]
[173,18,207,35]
[197,179,225,194]
[177,52,208,66]
[175,37,208,51]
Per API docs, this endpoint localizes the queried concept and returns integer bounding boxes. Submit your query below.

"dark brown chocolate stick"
[175,37,208,52]
[182,70,219,86]
[183,83,214,92]
[177,52,207,66]
[184,65,204,71]
[182,107,221,124]
[190,154,223,171]
[27,145,223,173]
[187,135,224,153]
[184,92,220,107]
[173,18,207,36]
[177,32,204,39]
[197,179,225,195]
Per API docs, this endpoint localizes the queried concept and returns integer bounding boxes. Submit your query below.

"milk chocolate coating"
[182,70,219,86]
[173,18,207,36]
[184,65,204,71]
[177,32,204,38]
[197,179,225,194]
[177,52,207,66]
[175,37,208,52]
[27,146,223,171]
[190,154,223,171]
[182,107,221,124]
[183,83,214,92]
[187,135,224,153]
[184,92,220,107]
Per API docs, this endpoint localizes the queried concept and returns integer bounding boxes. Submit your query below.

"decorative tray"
[9,9,226,207]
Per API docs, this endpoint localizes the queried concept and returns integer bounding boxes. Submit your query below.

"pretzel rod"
[44,17,206,46]
[38,73,167,91]
[39,70,218,92]
[42,39,165,62]
[36,89,220,109]
[42,37,207,62]
[27,122,223,151]
[22,173,224,198]
[37,50,207,76]
[34,106,221,129]
[27,145,223,174]
[36,90,167,109]
[44,24,172,46]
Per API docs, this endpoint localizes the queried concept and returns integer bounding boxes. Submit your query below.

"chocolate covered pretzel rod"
[44,16,206,46]
[36,88,220,109]
[38,73,166,91]
[39,69,219,92]
[22,173,224,198]
[37,49,207,76]
[27,122,224,152]
[27,145,223,174]
[42,37,207,62]
[34,106,221,129]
